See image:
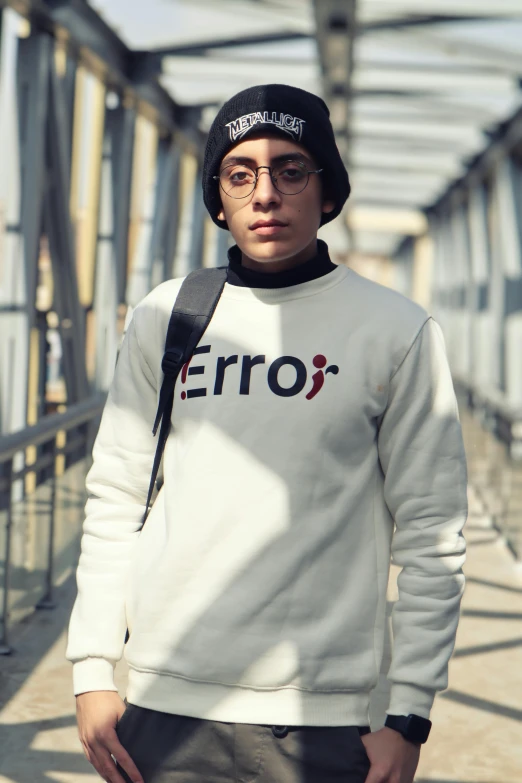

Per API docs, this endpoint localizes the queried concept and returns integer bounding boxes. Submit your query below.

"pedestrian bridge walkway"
[0,406,522,783]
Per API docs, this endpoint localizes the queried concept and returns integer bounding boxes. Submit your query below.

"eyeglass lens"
[219,161,309,198]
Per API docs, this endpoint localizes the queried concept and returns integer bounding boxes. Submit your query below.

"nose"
[252,168,281,207]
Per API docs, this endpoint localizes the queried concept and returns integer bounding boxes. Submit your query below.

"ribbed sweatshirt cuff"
[73,658,117,696]
[387,684,436,719]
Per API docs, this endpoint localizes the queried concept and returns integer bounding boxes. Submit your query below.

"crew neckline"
[221,264,350,303]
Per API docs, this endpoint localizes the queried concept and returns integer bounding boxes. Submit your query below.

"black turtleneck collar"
[226,239,336,289]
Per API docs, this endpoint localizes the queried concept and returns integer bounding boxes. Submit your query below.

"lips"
[249,219,289,233]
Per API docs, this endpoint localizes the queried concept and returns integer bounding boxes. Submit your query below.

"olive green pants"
[116,703,371,783]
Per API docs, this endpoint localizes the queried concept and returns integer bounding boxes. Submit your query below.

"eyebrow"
[221,152,313,167]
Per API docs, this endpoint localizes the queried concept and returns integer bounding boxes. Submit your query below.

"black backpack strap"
[142,267,227,527]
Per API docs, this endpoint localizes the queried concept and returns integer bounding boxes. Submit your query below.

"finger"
[106,734,144,783]
[90,744,129,783]
[363,766,387,783]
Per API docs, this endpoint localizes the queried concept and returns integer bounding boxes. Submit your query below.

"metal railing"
[0,394,106,654]
[457,385,522,561]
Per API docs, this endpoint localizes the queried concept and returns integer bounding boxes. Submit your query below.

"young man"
[68,84,467,783]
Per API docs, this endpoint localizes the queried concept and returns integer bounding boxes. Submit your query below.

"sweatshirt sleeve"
[377,317,467,719]
[66,311,158,695]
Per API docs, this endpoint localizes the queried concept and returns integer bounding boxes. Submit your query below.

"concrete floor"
[0,483,521,783]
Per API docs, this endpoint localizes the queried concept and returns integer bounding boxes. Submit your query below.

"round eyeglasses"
[214,160,323,199]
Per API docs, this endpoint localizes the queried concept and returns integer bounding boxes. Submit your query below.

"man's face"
[217,135,335,269]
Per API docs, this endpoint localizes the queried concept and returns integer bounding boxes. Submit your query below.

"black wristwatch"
[384,714,432,744]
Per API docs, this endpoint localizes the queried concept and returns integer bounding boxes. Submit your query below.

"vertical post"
[0,8,28,439]
[429,214,446,327]
[468,182,491,393]
[18,32,52,337]
[149,137,181,284]
[439,212,458,370]
[163,143,182,281]
[495,156,522,407]
[173,151,198,278]
[93,120,120,390]
[36,437,57,610]
[411,234,434,312]
[188,163,206,272]
[126,117,159,306]
[392,237,414,299]
[0,458,14,654]
[449,197,472,385]
[109,105,136,305]
[45,55,89,403]
[488,165,508,393]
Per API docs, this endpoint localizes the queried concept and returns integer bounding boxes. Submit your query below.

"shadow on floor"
[0,573,77,713]
[0,714,93,783]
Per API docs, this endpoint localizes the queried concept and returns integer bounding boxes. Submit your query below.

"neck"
[240,239,318,274]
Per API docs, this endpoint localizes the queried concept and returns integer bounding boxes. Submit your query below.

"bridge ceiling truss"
[33,0,520,257]
[1,0,522,427]
[2,0,522,256]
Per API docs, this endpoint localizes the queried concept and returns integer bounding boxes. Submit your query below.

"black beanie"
[203,84,350,230]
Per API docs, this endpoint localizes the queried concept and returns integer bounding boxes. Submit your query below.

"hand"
[361,726,421,783]
[76,691,144,783]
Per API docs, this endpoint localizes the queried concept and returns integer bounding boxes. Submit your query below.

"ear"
[322,199,336,215]
[217,207,226,222]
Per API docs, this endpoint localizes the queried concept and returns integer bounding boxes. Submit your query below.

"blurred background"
[1,2,522,781]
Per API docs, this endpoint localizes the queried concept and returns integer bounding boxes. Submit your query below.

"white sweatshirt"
[67,264,467,726]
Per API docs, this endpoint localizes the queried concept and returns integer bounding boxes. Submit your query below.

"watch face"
[405,715,431,743]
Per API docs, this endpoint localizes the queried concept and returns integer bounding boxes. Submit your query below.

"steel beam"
[494,156,522,404]
[488,173,507,392]
[354,58,522,77]
[149,137,181,284]
[147,30,310,58]
[163,144,182,280]
[106,104,136,305]
[93,124,119,391]
[2,0,183,133]
[61,49,77,178]
[362,13,512,33]
[352,99,499,124]
[44,46,89,402]
[188,164,206,272]
[17,32,51,332]
[314,0,357,150]
[401,27,522,73]
[0,6,29,437]
[467,185,492,392]
[348,132,477,152]
[350,90,511,120]
[135,13,514,59]
[450,203,473,381]
[31,0,130,84]
[495,156,522,278]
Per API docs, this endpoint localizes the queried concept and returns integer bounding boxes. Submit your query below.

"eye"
[221,165,255,185]
[230,170,249,182]
[277,163,306,182]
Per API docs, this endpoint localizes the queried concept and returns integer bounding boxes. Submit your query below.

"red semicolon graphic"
[306,354,327,400]
[180,359,191,400]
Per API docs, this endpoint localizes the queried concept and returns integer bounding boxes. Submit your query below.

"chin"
[244,238,306,264]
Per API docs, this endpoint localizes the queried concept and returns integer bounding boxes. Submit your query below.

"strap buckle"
[161,347,184,376]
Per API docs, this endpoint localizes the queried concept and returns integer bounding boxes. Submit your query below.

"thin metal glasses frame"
[213,161,323,198]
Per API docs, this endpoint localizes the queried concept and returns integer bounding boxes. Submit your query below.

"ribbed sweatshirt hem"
[126,668,371,726]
